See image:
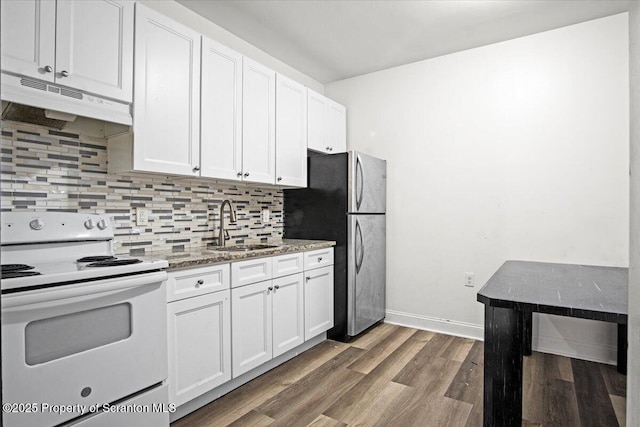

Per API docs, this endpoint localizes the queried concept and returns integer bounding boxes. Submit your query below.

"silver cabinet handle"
[277,177,282,182]
[244,172,250,177]
[44,65,53,73]
[274,285,280,291]
[329,147,333,152]
[192,166,200,172]
[326,146,331,151]
[195,279,204,287]
[237,172,242,178]
[60,70,70,77]
[318,256,323,262]
[267,286,274,294]
[306,276,311,282]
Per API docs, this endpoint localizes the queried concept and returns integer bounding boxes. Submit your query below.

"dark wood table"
[477,260,628,426]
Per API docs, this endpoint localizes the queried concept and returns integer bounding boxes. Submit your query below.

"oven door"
[1,271,168,427]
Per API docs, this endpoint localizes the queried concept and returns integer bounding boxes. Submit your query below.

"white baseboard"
[385,309,484,341]
[384,310,617,365]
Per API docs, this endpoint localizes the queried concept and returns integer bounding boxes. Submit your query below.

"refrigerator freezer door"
[348,151,387,214]
[347,214,386,336]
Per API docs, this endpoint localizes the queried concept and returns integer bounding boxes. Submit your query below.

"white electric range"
[1,212,171,427]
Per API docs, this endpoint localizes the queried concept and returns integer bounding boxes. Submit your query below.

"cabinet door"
[326,99,347,153]
[200,37,243,180]
[307,89,328,153]
[231,281,272,377]
[242,58,276,184]
[0,0,55,82]
[133,4,200,176]
[55,0,133,102]
[304,266,334,340]
[272,273,304,357]
[275,74,307,187]
[167,290,231,406]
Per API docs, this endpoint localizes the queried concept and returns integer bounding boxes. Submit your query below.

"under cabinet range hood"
[1,72,132,125]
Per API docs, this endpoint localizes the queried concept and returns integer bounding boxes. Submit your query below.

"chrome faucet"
[218,199,237,247]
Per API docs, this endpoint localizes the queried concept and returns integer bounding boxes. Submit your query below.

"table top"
[477,260,628,323]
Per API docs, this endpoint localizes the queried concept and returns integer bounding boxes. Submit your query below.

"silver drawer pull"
[196,279,204,287]
[306,276,311,282]
[318,256,323,262]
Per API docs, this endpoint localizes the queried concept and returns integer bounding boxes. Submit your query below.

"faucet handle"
[224,230,231,241]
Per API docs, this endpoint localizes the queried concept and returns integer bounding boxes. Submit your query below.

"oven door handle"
[1,271,168,309]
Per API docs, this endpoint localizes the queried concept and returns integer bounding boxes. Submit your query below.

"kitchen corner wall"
[628,1,639,424]
[0,121,283,255]
[326,14,630,364]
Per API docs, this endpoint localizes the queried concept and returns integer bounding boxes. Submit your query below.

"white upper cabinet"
[307,88,346,154]
[0,0,56,82]
[242,58,276,185]
[326,99,347,153]
[0,0,133,102]
[200,37,243,180]
[275,74,307,187]
[56,0,134,102]
[307,89,327,153]
[132,3,201,176]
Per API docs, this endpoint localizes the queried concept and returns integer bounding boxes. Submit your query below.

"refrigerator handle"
[356,154,364,211]
[355,218,365,274]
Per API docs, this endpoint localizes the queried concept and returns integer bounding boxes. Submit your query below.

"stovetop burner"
[2,264,35,272]
[77,256,116,263]
[1,270,41,279]
[86,259,143,267]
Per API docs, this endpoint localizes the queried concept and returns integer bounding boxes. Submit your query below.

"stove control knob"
[29,218,44,230]
[96,219,108,230]
[84,219,95,229]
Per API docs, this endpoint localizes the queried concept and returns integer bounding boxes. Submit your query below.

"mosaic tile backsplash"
[0,121,284,255]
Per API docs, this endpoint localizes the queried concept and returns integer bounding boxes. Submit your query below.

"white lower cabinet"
[231,280,273,377]
[272,273,305,356]
[167,290,231,406]
[304,266,334,340]
[231,272,304,377]
[166,265,232,407]
[167,247,334,408]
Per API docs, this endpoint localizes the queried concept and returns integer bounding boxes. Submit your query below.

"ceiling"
[176,0,630,84]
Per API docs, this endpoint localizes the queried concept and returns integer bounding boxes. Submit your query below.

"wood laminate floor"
[172,323,627,427]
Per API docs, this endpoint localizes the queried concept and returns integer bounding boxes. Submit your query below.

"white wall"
[326,14,629,363]
[627,1,639,424]
[139,1,323,93]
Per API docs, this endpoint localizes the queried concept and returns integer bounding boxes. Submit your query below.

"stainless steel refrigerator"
[284,151,386,341]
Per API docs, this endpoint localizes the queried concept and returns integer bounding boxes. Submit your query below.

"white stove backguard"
[1,212,114,245]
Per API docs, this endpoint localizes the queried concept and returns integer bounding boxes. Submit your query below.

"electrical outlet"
[465,272,475,287]
[136,208,149,226]
[262,208,270,223]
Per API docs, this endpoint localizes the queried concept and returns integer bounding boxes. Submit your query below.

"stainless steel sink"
[212,244,281,252]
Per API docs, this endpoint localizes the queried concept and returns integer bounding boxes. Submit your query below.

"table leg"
[483,305,524,426]
[617,323,627,375]
[522,311,532,356]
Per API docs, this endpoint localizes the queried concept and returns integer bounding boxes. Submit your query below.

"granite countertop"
[477,260,628,322]
[142,239,335,271]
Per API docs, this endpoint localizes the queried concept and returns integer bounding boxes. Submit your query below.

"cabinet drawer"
[167,264,230,302]
[272,252,304,278]
[304,248,334,270]
[232,257,272,288]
